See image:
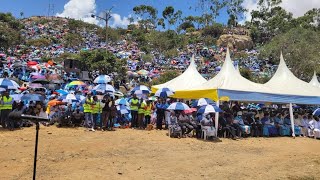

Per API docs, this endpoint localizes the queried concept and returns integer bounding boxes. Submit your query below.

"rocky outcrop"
[217,34,254,50]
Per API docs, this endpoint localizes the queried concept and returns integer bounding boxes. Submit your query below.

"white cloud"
[242,0,320,23]
[56,0,98,25]
[109,13,133,28]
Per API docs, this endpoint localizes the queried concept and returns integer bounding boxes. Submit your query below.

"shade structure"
[194,98,216,107]
[0,78,20,89]
[67,81,86,87]
[131,85,151,95]
[94,75,111,84]
[309,71,320,88]
[93,84,115,93]
[21,94,44,101]
[197,104,223,114]
[155,87,175,98]
[263,53,320,104]
[152,55,211,99]
[190,49,272,102]
[167,102,190,111]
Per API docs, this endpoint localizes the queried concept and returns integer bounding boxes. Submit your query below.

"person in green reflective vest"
[84,93,95,131]
[1,90,13,130]
[130,94,139,128]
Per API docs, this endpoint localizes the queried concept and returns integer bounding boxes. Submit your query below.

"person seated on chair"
[178,111,194,137]
[293,114,302,136]
[274,113,289,136]
[200,113,216,139]
[218,112,237,139]
[261,113,278,137]
[169,111,182,138]
[308,115,316,137]
[233,111,251,136]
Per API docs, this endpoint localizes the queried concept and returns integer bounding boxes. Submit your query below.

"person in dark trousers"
[218,112,238,139]
[130,94,139,128]
[156,98,165,130]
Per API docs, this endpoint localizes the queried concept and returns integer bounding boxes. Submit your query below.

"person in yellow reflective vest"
[144,100,153,127]
[0,95,3,128]
[92,96,102,130]
[130,94,139,128]
[1,91,13,130]
[138,98,146,129]
[84,93,95,131]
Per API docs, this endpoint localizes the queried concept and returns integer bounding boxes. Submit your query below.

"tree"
[197,0,228,26]
[259,27,320,79]
[151,70,179,85]
[225,0,246,27]
[133,5,158,31]
[77,50,126,80]
[162,6,182,30]
[0,13,24,49]
[64,33,83,48]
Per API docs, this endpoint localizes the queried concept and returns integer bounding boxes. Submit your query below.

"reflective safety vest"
[83,98,93,113]
[138,102,146,114]
[0,96,3,110]
[131,99,138,111]
[144,104,152,116]
[2,96,13,110]
[92,102,102,114]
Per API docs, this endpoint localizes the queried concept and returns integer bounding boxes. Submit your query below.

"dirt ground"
[1,126,320,180]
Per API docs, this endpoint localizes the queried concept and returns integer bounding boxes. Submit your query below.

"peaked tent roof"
[309,71,320,88]
[264,53,320,97]
[191,48,269,93]
[152,55,207,91]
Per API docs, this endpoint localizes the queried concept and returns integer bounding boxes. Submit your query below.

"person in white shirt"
[308,116,316,137]
[313,116,320,139]
[300,116,309,137]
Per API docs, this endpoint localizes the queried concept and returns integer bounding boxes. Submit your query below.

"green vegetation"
[0,12,24,50]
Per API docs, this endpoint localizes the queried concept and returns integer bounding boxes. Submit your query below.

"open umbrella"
[312,108,320,116]
[194,98,216,107]
[94,75,111,84]
[167,102,190,111]
[116,105,130,114]
[31,75,46,79]
[21,94,44,101]
[115,98,130,106]
[155,87,175,98]
[130,85,151,95]
[55,89,68,95]
[0,78,20,89]
[47,99,65,106]
[197,105,222,114]
[93,84,115,93]
[137,69,149,76]
[67,81,86,87]
[31,79,50,84]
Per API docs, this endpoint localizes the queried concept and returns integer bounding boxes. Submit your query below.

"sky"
[1,0,320,28]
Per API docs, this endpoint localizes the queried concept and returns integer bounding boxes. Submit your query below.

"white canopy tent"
[152,55,207,91]
[264,53,320,98]
[309,71,320,88]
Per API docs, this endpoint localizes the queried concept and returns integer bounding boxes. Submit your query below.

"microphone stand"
[33,122,40,180]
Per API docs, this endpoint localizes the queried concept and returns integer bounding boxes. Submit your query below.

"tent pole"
[289,103,295,138]
[215,100,220,137]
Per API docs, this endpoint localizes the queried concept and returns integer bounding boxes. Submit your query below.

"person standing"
[144,100,153,128]
[108,97,117,131]
[1,91,13,130]
[130,94,139,128]
[137,98,146,129]
[83,93,95,131]
[156,99,165,130]
[0,95,3,128]
[92,96,103,130]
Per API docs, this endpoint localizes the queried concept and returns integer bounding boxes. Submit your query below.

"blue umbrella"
[115,98,129,106]
[0,78,20,89]
[155,87,175,98]
[197,105,223,114]
[21,94,44,102]
[193,98,216,107]
[130,85,151,95]
[312,108,320,116]
[93,84,115,93]
[94,75,111,84]
[167,102,190,111]
[55,89,68,95]
[116,105,130,114]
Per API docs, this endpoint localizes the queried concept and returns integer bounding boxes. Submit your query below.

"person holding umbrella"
[1,90,14,130]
